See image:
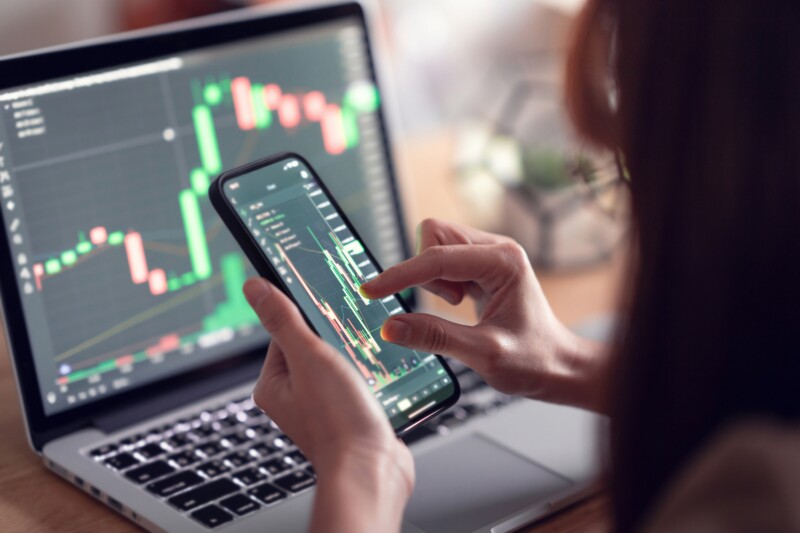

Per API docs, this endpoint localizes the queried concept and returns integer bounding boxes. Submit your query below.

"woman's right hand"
[360,219,606,411]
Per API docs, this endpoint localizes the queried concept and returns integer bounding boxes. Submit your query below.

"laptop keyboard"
[88,396,314,529]
[86,363,514,529]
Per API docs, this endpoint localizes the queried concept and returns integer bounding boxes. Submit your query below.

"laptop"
[0,2,601,531]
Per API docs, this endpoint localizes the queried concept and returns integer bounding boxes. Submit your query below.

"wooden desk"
[0,132,621,532]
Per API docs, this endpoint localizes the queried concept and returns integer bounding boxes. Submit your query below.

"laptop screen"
[0,15,405,416]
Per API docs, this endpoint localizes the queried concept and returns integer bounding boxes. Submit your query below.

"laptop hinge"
[92,357,261,434]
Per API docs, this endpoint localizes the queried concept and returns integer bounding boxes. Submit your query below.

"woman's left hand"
[243,278,414,533]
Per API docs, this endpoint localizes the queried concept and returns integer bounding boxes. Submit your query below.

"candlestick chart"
[274,229,400,389]
[35,77,381,390]
[0,21,404,414]
[227,163,427,392]
[33,78,379,300]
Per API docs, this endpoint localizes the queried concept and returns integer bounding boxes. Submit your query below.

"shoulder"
[643,420,800,533]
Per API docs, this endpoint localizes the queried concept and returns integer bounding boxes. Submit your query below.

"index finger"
[361,244,509,299]
[416,218,514,252]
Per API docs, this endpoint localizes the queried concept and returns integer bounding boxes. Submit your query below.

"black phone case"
[208,151,460,436]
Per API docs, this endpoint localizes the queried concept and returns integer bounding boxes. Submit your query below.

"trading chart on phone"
[223,158,454,426]
[0,19,406,414]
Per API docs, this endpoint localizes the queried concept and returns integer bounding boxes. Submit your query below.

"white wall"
[378,0,582,131]
[0,0,117,56]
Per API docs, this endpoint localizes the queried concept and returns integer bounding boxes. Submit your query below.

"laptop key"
[259,458,291,476]
[190,504,234,528]
[274,470,315,493]
[156,423,175,434]
[275,435,292,447]
[224,451,253,468]
[146,471,204,498]
[217,416,238,429]
[90,444,117,457]
[197,440,225,458]
[198,459,230,478]
[220,494,260,516]
[286,450,307,465]
[233,466,266,486]
[245,407,264,418]
[249,423,274,436]
[222,432,251,447]
[167,478,239,511]
[248,483,287,505]
[124,460,175,484]
[137,443,166,459]
[118,434,145,447]
[191,424,216,439]
[104,452,139,470]
[250,442,277,457]
[166,432,191,449]
[168,450,199,468]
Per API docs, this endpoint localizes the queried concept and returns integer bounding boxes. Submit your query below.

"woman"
[241,0,800,530]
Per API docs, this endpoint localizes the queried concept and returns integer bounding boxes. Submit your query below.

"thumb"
[381,313,493,367]
[243,277,328,364]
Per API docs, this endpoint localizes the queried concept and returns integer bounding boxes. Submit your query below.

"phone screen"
[220,155,456,429]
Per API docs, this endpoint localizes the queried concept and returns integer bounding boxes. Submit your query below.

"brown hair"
[566,0,800,530]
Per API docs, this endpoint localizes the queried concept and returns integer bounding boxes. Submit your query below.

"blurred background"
[0,0,627,272]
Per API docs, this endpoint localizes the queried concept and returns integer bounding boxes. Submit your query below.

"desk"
[0,132,621,532]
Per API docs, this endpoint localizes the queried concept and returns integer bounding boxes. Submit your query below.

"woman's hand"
[360,218,607,412]
[243,278,414,533]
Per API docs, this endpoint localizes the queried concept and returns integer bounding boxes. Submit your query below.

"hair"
[565,0,800,530]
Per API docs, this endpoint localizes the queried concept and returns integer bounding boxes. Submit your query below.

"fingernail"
[243,278,270,306]
[441,291,459,305]
[359,282,375,299]
[381,318,410,344]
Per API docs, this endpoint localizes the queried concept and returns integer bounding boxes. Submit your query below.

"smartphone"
[209,152,460,435]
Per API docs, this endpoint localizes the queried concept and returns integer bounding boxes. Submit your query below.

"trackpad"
[406,435,572,533]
